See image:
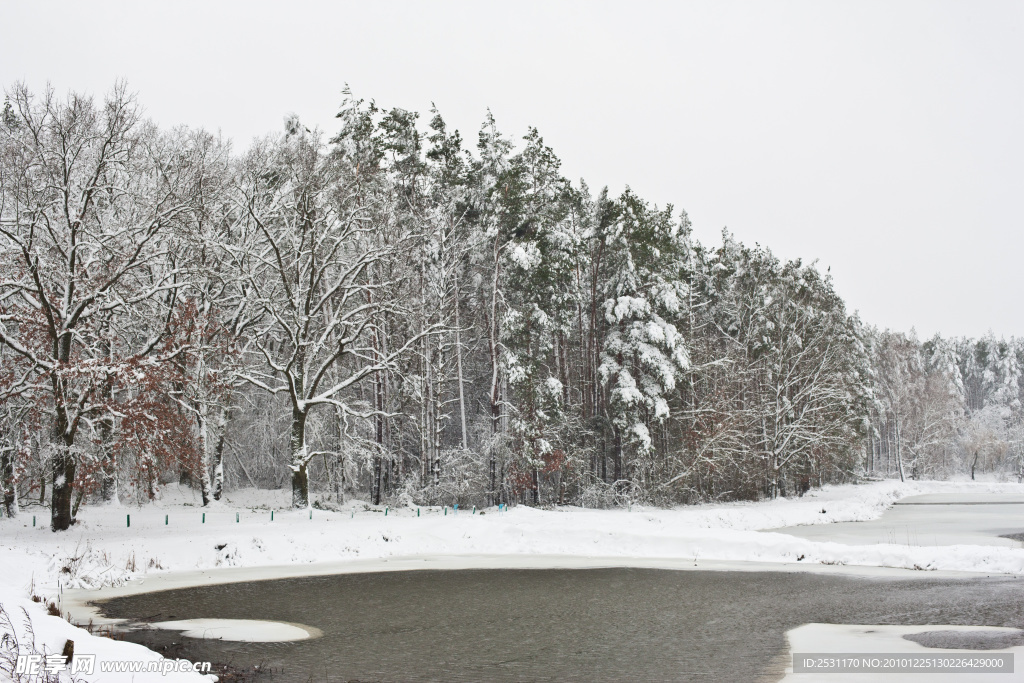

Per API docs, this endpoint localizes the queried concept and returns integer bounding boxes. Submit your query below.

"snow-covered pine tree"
[468,110,517,506]
[597,190,691,496]
[501,128,577,504]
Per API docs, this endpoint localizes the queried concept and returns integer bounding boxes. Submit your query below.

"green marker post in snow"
[165,514,168,525]
[126,514,130,528]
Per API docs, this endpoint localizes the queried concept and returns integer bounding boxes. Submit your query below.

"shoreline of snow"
[3,478,1023,682]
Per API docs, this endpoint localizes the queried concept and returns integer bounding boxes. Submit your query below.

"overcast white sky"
[2,1,1021,339]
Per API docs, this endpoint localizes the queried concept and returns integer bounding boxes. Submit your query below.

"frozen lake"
[99,567,1024,682]
[772,492,1024,548]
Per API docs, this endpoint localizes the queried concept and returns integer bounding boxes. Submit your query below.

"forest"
[1,83,1021,531]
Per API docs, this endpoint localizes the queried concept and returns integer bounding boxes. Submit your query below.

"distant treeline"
[0,84,1019,530]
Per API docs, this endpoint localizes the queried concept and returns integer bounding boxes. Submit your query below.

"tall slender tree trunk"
[431,331,441,489]
[454,272,468,452]
[373,368,385,505]
[430,336,441,488]
[423,318,435,489]
[613,426,622,483]
[488,248,502,506]
[600,427,607,483]
[369,279,387,506]
[419,264,429,486]
[894,417,905,482]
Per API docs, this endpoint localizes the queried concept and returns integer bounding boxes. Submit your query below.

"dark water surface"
[99,568,1024,682]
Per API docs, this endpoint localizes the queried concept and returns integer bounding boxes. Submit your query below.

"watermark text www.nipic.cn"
[15,653,213,677]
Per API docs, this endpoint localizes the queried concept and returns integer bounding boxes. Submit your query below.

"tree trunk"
[488,242,502,507]
[335,406,347,503]
[211,406,228,501]
[51,422,76,532]
[600,429,607,483]
[98,334,117,504]
[454,272,468,452]
[71,487,85,518]
[489,401,500,506]
[147,461,159,500]
[419,268,430,486]
[613,426,623,483]
[1,447,17,518]
[894,419,905,482]
[50,330,77,530]
[372,455,382,506]
[98,402,117,504]
[291,406,309,508]
[198,404,213,506]
[373,367,385,506]
[338,454,347,503]
[99,447,117,504]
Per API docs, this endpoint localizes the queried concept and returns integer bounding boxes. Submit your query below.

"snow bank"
[1,478,1022,682]
[0,592,214,682]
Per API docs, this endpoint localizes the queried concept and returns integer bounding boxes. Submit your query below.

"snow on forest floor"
[1,478,1023,682]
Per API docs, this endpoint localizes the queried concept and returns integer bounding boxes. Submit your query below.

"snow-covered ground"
[772,491,1024,547]
[1,478,1022,682]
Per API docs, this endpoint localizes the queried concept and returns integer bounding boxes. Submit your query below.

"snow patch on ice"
[150,618,320,642]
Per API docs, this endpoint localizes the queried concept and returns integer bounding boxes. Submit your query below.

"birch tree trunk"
[895,417,906,482]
